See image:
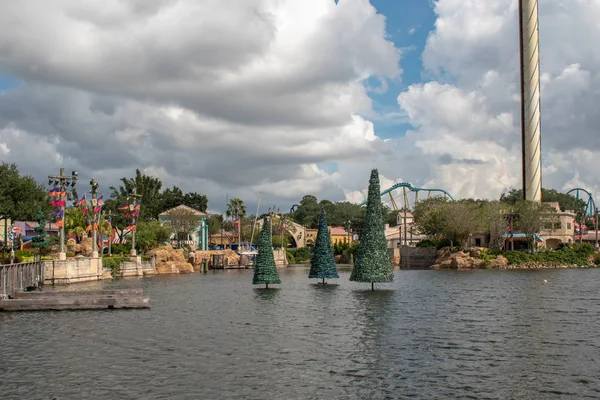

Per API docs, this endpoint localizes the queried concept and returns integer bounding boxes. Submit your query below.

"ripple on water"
[1,268,600,399]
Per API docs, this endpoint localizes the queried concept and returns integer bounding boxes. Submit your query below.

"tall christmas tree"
[350,169,394,290]
[308,208,339,284]
[253,216,281,288]
[31,208,50,255]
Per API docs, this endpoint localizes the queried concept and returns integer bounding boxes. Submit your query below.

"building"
[208,231,236,249]
[305,226,353,247]
[539,202,576,249]
[158,205,208,250]
[13,221,60,240]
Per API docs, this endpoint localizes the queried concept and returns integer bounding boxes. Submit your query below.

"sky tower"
[518,0,542,203]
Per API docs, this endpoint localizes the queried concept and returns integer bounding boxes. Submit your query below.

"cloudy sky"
[0,0,598,212]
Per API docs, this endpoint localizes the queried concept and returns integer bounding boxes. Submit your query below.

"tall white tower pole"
[518,0,542,203]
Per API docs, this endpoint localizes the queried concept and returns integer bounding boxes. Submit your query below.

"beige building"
[540,202,575,249]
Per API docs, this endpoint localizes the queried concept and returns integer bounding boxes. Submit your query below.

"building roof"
[329,227,348,236]
[158,204,207,217]
[14,221,60,231]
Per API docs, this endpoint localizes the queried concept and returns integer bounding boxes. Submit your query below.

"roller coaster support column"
[519,0,542,203]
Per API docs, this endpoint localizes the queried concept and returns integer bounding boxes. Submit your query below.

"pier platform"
[0,289,150,311]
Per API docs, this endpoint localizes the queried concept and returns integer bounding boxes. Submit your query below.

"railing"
[0,261,45,299]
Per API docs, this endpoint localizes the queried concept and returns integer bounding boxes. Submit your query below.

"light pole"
[102,209,112,257]
[595,207,598,250]
[126,188,142,257]
[48,168,78,260]
[89,179,100,258]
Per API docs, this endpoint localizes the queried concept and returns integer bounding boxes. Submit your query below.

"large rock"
[66,236,93,256]
[194,250,240,267]
[488,255,509,269]
[147,245,193,274]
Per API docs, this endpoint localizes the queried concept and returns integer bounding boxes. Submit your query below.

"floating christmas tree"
[31,208,50,255]
[350,169,394,290]
[253,216,281,288]
[308,208,339,284]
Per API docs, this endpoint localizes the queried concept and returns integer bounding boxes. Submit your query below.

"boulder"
[194,250,240,267]
[147,245,194,274]
[488,255,509,269]
[468,247,483,258]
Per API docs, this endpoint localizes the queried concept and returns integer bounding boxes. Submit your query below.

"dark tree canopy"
[308,208,339,281]
[0,163,52,221]
[501,188,587,218]
[350,169,394,285]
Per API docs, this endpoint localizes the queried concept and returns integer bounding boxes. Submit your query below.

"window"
[567,222,572,230]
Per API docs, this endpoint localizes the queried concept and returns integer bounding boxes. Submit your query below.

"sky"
[0,0,599,213]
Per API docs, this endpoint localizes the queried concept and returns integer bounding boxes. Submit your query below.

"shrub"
[287,247,312,263]
[593,253,600,266]
[572,242,595,257]
[66,251,76,258]
[102,256,128,279]
[416,239,437,248]
[286,250,295,264]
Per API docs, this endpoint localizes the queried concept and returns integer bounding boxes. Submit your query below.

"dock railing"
[0,261,45,299]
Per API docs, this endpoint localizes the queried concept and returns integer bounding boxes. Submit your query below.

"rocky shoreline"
[431,247,598,270]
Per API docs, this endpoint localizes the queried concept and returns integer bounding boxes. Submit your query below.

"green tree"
[514,200,557,253]
[501,188,586,219]
[350,169,394,290]
[252,216,281,288]
[31,209,50,254]
[110,169,163,221]
[226,198,247,220]
[0,163,52,221]
[136,220,173,253]
[442,201,483,247]
[412,196,449,239]
[483,201,510,250]
[293,195,321,228]
[65,207,88,242]
[308,208,339,284]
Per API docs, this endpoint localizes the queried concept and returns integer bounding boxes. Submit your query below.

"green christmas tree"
[308,208,339,284]
[253,216,281,288]
[350,169,394,290]
[31,208,50,255]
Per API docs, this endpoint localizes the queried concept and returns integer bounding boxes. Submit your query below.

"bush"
[66,251,76,258]
[287,247,312,263]
[102,256,128,279]
[500,247,590,266]
[110,243,131,256]
[416,239,437,248]
[572,242,595,257]
[593,253,600,266]
[286,250,295,264]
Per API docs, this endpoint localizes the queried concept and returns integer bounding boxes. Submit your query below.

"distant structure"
[519,0,542,203]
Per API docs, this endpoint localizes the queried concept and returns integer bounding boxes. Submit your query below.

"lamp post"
[89,179,100,258]
[102,209,112,257]
[48,168,78,260]
[595,207,598,250]
[126,188,142,257]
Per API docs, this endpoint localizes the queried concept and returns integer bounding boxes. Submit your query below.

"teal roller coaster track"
[359,182,454,211]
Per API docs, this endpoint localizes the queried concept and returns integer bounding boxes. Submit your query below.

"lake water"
[1,266,600,399]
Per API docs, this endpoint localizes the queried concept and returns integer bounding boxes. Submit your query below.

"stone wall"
[120,256,157,277]
[44,258,103,284]
[399,247,437,269]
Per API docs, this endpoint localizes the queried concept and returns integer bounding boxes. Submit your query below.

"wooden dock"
[0,289,150,311]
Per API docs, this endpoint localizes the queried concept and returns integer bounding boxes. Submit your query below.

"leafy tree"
[252,216,281,288]
[206,214,223,235]
[65,207,87,242]
[350,169,394,290]
[293,195,321,228]
[501,188,586,219]
[483,201,510,250]
[110,169,163,221]
[163,206,203,247]
[136,220,173,253]
[226,198,247,220]
[514,200,557,253]
[158,187,208,214]
[183,192,208,213]
[412,196,449,240]
[31,209,50,254]
[442,201,483,247]
[308,208,339,283]
[0,163,52,221]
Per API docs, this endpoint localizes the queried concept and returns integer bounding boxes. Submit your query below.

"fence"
[0,261,45,299]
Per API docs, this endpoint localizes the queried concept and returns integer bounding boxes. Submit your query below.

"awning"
[502,233,543,242]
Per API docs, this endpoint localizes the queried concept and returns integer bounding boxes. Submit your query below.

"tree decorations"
[31,208,50,253]
[308,208,339,284]
[253,215,281,288]
[47,187,66,228]
[350,169,394,290]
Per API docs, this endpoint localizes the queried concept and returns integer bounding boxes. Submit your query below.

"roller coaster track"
[565,188,596,218]
[359,182,454,211]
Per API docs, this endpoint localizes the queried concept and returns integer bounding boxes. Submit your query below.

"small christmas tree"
[350,169,394,290]
[253,216,281,288]
[31,208,50,255]
[308,208,339,284]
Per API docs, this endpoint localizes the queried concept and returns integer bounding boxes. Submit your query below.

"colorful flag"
[81,206,88,215]
[75,194,86,207]
[46,187,59,196]
[93,206,101,214]
[97,195,103,206]
[132,211,139,217]
[51,200,66,207]
[86,225,92,232]
[55,220,64,228]
[118,203,129,210]
[52,209,64,217]
[134,202,141,211]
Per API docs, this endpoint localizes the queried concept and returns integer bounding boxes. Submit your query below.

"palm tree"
[65,207,87,242]
[226,198,246,250]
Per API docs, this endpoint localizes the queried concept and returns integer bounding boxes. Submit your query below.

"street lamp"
[47,168,78,260]
[89,179,100,258]
[125,188,142,257]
